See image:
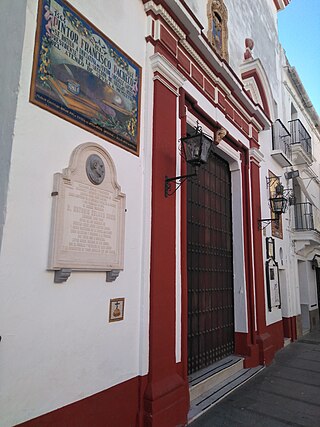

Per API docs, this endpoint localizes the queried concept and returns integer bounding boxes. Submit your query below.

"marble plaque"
[48,142,125,280]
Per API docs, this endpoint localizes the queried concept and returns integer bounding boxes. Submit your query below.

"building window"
[207,0,229,61]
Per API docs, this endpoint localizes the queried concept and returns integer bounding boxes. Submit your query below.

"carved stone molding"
[144,1,186,41]
[143,0,269,131]
[150,53,186,94]
[54,269,72,284]
[106,270,121,282]
[214,127,227,144]
[249,147,264,164]
[244,38,254,61]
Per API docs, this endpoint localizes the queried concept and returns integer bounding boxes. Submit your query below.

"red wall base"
[282,316,297,341]
[144,373,189,427]
[235,320,284,367]
[256,332,275,366]
[235,332,260,368]
[257,320,284,365]
[16,376,146,427]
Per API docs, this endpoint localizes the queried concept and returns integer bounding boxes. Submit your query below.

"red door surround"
[143,77,189,427]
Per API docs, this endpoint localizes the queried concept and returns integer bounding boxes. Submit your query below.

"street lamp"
[258,178,289,229]
[165,123,213,197]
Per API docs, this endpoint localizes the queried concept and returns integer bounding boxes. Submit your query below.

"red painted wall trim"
[236,317,284,367]
[144,78,189,427]
[144,7,268,131]
[182,94,261,367]
[250,160,267,335]
[283,316,297,341]
[184,91,244,152]
[273,0,290,11]
[241,70,271,120]
[16,376,146,427]
[179,89,189,385]
[236,150,258,366]
[264,320,284,364]
[250,157,278,365]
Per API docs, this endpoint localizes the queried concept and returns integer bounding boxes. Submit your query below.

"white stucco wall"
[0,1,150,426]
[185,0,281,108]
[0,0,27,252]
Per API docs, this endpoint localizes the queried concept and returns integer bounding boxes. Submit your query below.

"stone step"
[188,364,264,424]
[284,337,291,347]
[189,355,244,401]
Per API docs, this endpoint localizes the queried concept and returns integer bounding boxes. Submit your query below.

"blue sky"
[277,0,320,115]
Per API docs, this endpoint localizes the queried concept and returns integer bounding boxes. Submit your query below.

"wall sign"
[266,258,281,311]
[109,298,125,322]
[30,0,141,155]
[266,237,275,260]
[48,143,126,283]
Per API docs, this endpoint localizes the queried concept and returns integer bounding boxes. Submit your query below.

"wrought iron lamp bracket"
[258,218,280,230]
[266,176,281,188]
[165,172,197,197]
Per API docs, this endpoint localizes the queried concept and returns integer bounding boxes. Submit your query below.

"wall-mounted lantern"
[165,123,213,197]
[258,177,290,229]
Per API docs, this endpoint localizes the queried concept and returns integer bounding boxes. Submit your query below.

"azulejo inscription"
[48,143,126,282]
[30,0,141,155]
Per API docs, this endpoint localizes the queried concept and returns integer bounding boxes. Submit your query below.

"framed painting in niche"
[30,0,141,155]
[269,171,283,239]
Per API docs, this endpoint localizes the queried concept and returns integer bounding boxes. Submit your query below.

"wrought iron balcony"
[292,202,320,255]
[289,119,312,158]
[271,119,292,167]
[294,202,318,231]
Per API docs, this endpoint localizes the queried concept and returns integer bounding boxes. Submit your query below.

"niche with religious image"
[207,0,229,61]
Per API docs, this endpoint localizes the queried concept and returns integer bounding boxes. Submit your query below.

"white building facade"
[1,1,319,426]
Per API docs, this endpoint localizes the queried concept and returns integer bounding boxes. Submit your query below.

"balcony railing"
[289,119,312,157]
[272,119,292,159]
[294,202,320,231]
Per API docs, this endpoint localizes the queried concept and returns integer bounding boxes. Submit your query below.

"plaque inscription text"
[48,143,125,280]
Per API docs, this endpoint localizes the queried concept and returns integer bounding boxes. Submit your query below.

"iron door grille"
[187,152,234,375]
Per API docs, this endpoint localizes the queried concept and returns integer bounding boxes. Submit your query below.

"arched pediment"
[240,58,275,122]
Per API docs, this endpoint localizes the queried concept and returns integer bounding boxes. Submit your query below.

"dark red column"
[235,149,260,367]
[250,147,282,365]
[143,76,189,426]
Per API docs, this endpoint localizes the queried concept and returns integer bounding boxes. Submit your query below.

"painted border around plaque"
[30,0,141,155]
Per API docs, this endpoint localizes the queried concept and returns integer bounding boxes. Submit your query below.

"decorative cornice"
[150,53,186,94]
[285,64,320,132]
[273,0,290,11]
[144,1,186,41]
[242,77,263,108]
[283,81,320,139]
[249,147,264,164]
[144,0,270,130]
[180,39,218,85]
[240,58,275,121]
